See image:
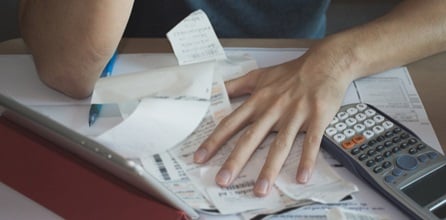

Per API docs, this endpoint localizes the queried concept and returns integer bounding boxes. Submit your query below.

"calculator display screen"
[402,165,446,207]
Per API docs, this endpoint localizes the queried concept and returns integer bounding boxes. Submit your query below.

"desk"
[1,38,445,152]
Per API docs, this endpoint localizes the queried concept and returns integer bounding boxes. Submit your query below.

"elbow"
[37,68,97,99]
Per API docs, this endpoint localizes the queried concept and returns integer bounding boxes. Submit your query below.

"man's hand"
[194,0,446,197]
[194,43,355,196]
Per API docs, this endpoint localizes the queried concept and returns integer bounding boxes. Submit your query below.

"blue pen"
[88,51,118,126]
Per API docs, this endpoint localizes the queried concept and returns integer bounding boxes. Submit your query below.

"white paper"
[96,97,210,158]
[274,136,358,203]
[327,207,389,220]
[91,61,215,104]
[203,166,282,215]
[167,10,226,65]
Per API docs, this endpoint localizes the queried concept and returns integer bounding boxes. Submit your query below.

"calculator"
[322,103,446,220]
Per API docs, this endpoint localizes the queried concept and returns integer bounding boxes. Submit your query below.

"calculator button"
[330,117,339,125]
[393,127,402,133]
[342,140,356,149]
[396,155,418,171]
[364,119,375,128]
[382,161,392,169]
[346,107,358,115]
[383,151,392,158]
[376,145,385,152]
[382,121,394,129]
[372,125,384,134]
[333,133,346,143]
[400,133,410,139]
[345,118,357,126]
[385,131,394,138]
[392,168,404,176]
[325,127,337,136]
[337,111,349,120]
[367,149,376,156]
[359,144,369,151]
[416,144,426,151]
[356,103,367,111]
[392,137,401,143]
[384,175,395,183]
[373,166,384,174]
[343,129,356,138]
[358,154,368,161]
[417,154,428,163]
[335,122,347,132]
[376,135,385,142]
[408,138,417,145]
[352,135,366,144]
[373,115,385,123]
[408,148,417,154]
[400,142,409,149]
[355,113,367,122]
[363,130,374,139]
[427,152,439,159]
[392,147,401,153]
[365,109,376,117]
[375,155,384,162]
[353,124,366,133]
[366,160,375,167]
[351,148,361,155]
[384,141,393,148]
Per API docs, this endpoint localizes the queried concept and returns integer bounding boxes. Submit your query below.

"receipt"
[327,207,390,220]
[167,10,227,65]
[91,61,214,104]
[96,97,210,158]
[274,135,358,203]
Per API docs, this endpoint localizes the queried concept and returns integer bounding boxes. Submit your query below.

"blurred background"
[0,0,401,42]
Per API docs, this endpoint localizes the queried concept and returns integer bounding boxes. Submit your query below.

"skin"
[19,0,134,98]
[20,0,446,197]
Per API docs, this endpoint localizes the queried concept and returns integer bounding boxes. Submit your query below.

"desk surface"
[1,38,445,152]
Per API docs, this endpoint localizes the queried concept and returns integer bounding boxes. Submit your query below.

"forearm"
[317,0,446,81]
[19,0,134,98]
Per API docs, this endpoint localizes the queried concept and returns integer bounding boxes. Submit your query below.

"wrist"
[300,34,364,87]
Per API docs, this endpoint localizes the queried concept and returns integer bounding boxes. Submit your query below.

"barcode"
[153,154,171,181]
[226,180,255,191]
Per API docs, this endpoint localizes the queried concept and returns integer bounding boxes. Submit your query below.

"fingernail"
[216,169,232,186]
[194,148,208,163]
[254,178,270,196]
[297,168,309,183]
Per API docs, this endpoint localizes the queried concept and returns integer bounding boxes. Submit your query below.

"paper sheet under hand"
[273,135,358,203]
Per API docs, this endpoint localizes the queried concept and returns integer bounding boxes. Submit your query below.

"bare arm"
[195,0,446,196]
[19,0,134,98]
[329,0,446,80]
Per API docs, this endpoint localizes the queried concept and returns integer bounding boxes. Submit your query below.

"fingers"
[296,104,334,183]
[214,102,282,187]
[254,110,305,196]
[193,100,254,164]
